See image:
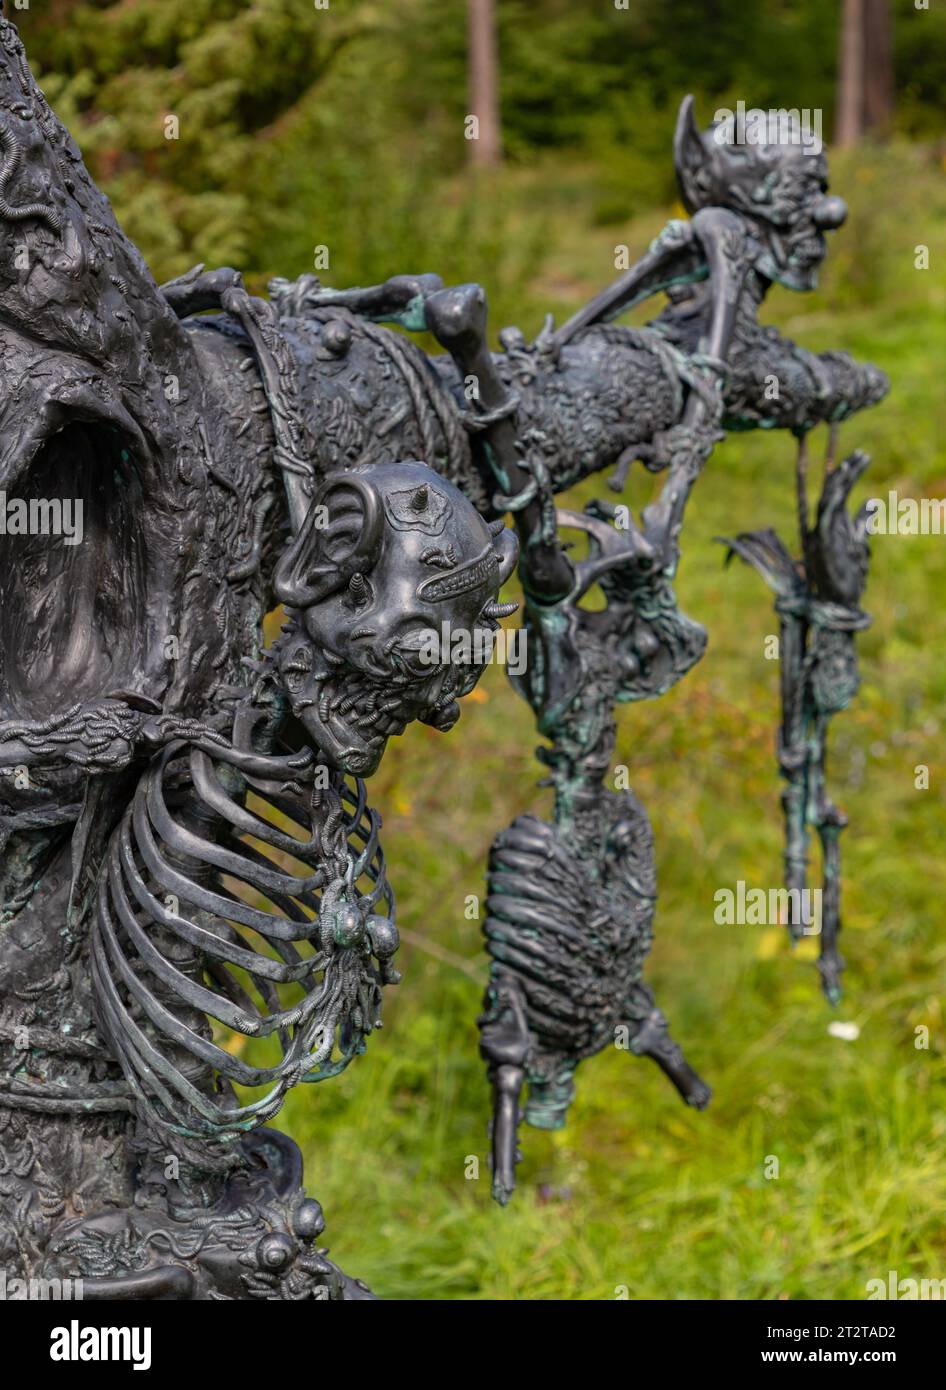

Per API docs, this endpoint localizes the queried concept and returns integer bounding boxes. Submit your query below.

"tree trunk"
[468,0,502,168]
[862,0,895,136]
[836,0,894,146]
[836,0,866,147]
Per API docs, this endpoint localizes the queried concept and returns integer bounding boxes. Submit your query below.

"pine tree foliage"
[11,0,944,286]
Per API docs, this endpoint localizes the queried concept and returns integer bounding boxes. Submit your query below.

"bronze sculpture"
[0,9,886,1294]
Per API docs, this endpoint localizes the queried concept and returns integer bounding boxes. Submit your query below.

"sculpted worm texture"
[0,8,885,1296]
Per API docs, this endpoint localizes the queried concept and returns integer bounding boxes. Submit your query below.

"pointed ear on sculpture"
[673,94,709,213]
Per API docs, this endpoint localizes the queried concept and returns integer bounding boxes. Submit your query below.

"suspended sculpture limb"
[720,437,872,1002]
[478,972,530,1205]
[777,438,815,942]
[808,712,849,1003]
[624,983,713,1109]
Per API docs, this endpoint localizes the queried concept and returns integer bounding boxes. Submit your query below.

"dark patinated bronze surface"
[0,11,886,1290]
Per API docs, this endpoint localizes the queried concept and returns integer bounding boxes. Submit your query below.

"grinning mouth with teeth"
[789,232,826,265]
[274,626,488,777]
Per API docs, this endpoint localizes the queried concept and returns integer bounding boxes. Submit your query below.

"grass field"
[274,140,946,1300]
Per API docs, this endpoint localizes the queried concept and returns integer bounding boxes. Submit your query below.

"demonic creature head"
[273,462,518,775]
[674,95,848,292]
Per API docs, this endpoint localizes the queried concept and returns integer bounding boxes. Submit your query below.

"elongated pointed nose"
[813,195,847,230]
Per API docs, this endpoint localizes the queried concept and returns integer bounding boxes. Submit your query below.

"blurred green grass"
[272,140,946,1299]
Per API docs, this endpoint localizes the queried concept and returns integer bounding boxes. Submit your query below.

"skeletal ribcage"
[483,798,655,1059]
[91,739,395,1144]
